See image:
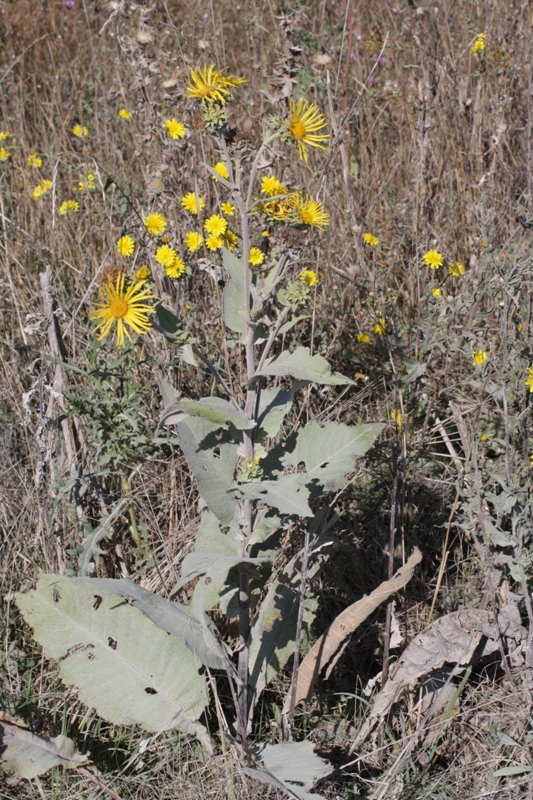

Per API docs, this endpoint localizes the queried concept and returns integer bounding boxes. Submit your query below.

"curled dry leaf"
[353,604,527,747]
[283,548,422,713]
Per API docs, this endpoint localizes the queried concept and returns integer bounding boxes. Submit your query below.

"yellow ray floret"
[286,98,329,162]
[294,194,330,229]
[144,212,167,236]
[186,64,246,106]
[90,272,155,349]
[181,192,206,215]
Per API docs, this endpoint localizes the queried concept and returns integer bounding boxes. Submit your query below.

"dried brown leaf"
[353,605,527,746]
[283,548,422,712]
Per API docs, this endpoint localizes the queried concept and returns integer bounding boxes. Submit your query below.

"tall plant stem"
[220,135,259,737]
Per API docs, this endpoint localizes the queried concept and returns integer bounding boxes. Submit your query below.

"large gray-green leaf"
[174,417,242,526]
[194,510,239,556]
[180,397,254,431]
[177,553,271,617]
[222,247,247,335]
[255,741,332,789]
[0,722,87,780]
[284,421,384,494]
[253,347,354,386]
[245,741,332,800]
[16,575,212,753]
[257,388,293,439]
[248,552,321,701]
[72,577,225,669]
[237,475,312,517]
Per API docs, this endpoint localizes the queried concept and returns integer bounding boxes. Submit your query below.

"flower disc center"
[109,298,129,319]
[290,120,307,141]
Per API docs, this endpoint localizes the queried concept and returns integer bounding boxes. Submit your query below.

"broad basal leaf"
[72,576,225,669]
[253,347,354,386]
[0,722,87,780]
[283,420,384,495]
[16,575,212,753]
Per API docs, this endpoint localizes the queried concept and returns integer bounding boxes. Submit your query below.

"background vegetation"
[1,0,533,798]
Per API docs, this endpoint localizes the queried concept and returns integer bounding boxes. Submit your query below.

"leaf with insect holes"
[72,576,226,669]
[16,575,212,753]
[178,552,271,617]
[283,420,384,496]
[236,474,313,517]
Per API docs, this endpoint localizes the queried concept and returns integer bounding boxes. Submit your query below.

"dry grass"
[1,0,533,798]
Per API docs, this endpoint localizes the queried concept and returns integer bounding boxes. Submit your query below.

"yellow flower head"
[0,132,13,141]
[163,118,186,140]
[223,229,237,250]
[261,176,287,197]
[449,261,465,277]
[363,232,379,246]
[186,63,246,106]
[59,200,79,215]
[205,214,228,237]
[117,235,135,257]
[471,33,486,55]
[205,233,223,251]
[423,250,443,269]
[373,314,387,336]
[144,212,167,236]
[286,98,329,162]
[261,196,296,221]
[249,247,265,266]
[185,232,204,252]
[221,201,235,216]
[525,366,533,393]
[119,109,131,119]
[390,410,403,430]
[135,265,151,281]
[294,194,330,229]
[299,269,318,287]
[72,124,88,138]
[181,192,205,215]
[165,254,186,279]
[90,272,154,349]
[27,152,43,168]
[357,333,370,344]
[32,179,53,200]
[431,287,442,297]
[0,148,10,162]
[155,244,177,268]
[213,161,229,180]
[472,349,487,366]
